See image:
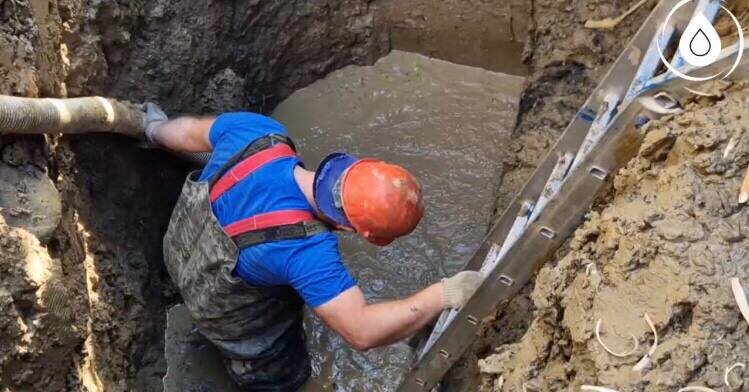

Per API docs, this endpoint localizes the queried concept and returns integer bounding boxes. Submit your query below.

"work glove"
[143,102,168,145]
[442,271,484,310]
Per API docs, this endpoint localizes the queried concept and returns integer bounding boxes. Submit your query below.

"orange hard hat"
[313,153,424,246]
[342,159,424,245]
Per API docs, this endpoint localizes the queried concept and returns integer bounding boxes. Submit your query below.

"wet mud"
[0,216,77,391]
[477,83,749,391]
[273,50,525,390]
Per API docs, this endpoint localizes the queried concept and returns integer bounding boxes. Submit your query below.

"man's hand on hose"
[143,102,168,146]
[138,102,214,152]
[441,271,483,309]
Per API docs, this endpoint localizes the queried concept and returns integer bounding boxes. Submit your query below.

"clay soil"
[477,83,749,392]
[453,2,749,391]
[1,0,748,391]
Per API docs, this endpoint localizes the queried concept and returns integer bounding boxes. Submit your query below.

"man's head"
[313,153,424,246]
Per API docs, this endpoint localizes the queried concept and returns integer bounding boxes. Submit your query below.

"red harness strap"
[210,143,296,202]
[223,210,317,237]
[208,139,325,246]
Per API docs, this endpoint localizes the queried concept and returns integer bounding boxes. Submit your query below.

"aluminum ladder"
[398,0,748,390]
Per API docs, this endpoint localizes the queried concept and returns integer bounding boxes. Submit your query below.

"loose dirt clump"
[0,216,78,390]
[478,84,749,391]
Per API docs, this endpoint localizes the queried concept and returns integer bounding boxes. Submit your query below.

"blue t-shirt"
[199,112,356,308]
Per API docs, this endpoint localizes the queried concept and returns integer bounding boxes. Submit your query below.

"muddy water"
[273,50,525,390]
[377,0,531,76]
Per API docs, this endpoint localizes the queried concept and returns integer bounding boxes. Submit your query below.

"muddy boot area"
[163,305,242,392]
[273,50,525,390]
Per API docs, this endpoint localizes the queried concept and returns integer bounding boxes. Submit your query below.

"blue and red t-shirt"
[199,113,356,308]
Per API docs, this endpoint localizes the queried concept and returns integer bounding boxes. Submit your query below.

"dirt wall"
[378,0,531,75]
[0,0,389,390]
[479,84,749,391]
[444,0,657,389]
[455,2,749,391]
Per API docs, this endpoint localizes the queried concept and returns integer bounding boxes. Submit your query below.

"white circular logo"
[657,0,744,81]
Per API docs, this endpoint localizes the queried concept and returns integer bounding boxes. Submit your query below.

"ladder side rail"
[421,0,692,359]
[463,0,691,273]
[398,101,648,392]
[398,43,749,392]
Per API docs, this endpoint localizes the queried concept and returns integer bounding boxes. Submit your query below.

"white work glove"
[143,102,168,145]
[441,271,483,309]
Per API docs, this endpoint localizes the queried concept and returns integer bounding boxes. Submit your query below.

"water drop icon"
[689,29,711,56]
[679,13,722,67]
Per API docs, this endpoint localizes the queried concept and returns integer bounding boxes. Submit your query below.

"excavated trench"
[2,0,747,391]
[0,1,533,390]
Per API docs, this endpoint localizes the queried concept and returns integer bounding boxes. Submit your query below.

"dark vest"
[163,135,326,390]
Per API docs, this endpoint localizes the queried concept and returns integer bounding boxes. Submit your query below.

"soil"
[461,2,749,391]
[477,83,749,391]
[0,215,77,391]
[443,0,659,388]
[2,0,390,390]
[1,0,748,391]
[377,0,531,76]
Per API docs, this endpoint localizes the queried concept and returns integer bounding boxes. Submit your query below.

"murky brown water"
[377,0,531,76]
[273,50,525,391]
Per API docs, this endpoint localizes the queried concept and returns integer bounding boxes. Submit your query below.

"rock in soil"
[0,162,62,242]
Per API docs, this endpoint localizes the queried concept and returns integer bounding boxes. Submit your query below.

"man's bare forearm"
[357,282,444,348]
[316,271,482,351]
[152,116,214,153]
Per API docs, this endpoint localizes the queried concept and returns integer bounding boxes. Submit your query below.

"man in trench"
[146,104,483,391]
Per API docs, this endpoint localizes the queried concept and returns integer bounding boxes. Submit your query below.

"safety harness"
[208,134,329,249]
